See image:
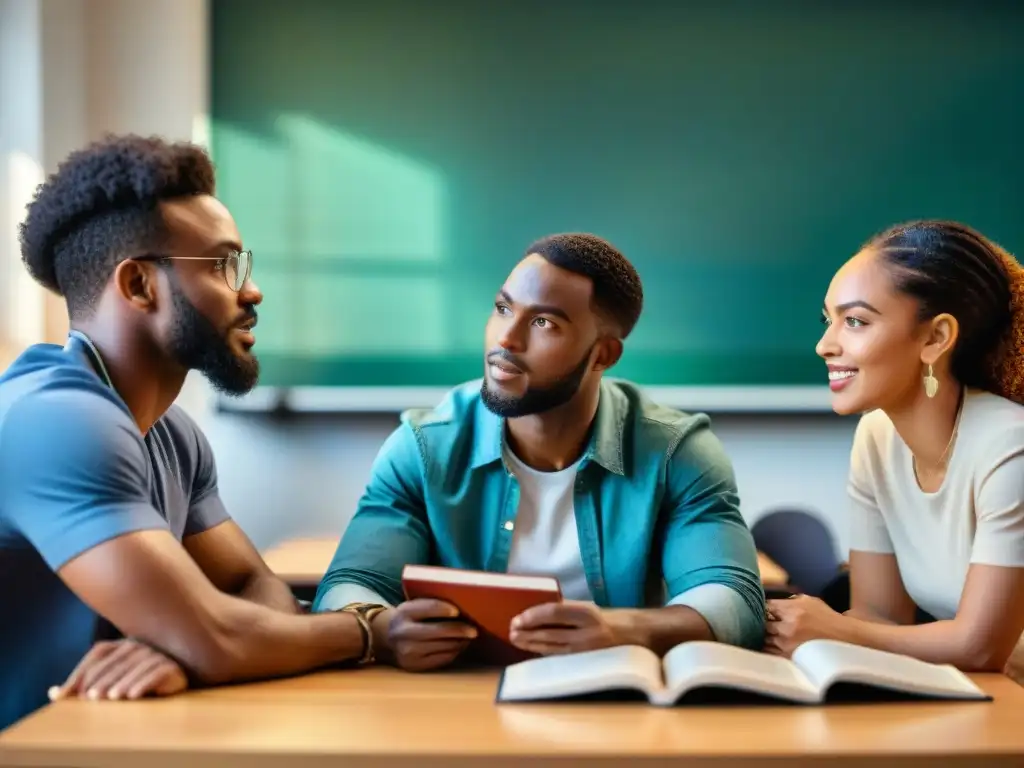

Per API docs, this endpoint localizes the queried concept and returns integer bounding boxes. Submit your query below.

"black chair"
[752,507,843,601]
[752,508,940,620]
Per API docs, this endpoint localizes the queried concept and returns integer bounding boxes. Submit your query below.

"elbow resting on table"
[668,568,766,651]
[935,620,1015,672]
[162,601,266,686]
[314,568,402,611]
[957,640,1013,673]
[177,644,237,687]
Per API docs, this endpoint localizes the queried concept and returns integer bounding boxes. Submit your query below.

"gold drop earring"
[924,364,939,398]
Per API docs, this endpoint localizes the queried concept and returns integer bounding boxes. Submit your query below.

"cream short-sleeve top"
[848,389,1024,620]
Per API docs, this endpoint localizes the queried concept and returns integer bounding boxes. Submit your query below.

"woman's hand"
[764,595,849,656]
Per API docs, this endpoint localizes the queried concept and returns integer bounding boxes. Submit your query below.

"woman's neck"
[886,379,965,475]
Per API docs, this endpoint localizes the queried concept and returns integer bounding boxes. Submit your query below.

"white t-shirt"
[848,389,1024,620]
[503,447,592,601]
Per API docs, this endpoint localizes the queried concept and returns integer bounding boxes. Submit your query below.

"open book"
[402,564,562,666]
[495,639,991,705]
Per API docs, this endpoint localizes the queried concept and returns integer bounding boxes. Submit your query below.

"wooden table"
[757,551,789,587]
[262,537,791,590]
[2,667,1022,766]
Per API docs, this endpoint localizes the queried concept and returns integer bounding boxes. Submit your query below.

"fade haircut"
[525,232,644,338]
[19,134,216,319]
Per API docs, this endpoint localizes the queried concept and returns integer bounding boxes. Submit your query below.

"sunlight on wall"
[276,114,444,263]
[298,273,448,354]
[5,150,45,347]
[211,116,450,356]
[211,123,294,354]
[213,123,292,255]
[191,112,211,149]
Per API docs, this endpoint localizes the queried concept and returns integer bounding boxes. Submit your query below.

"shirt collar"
[469,379,626,475]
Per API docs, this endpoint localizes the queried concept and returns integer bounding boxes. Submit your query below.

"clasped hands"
[382,598,630,672]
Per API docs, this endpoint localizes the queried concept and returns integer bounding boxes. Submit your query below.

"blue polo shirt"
[0,342,229,731]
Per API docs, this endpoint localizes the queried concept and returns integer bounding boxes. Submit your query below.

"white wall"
[0,0,45,353]
[201,409,857,560]
[0,0,856,562]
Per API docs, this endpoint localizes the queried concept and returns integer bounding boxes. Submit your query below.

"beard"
[481,347,593,418]
[165,280,260,396]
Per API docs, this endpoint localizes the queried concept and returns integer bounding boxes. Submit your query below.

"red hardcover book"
[401,564,562,666]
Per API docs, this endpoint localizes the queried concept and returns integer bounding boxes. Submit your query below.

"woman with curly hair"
[765,220,1024,675]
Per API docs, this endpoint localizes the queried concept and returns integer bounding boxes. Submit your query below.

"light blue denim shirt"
[313,378,766,649]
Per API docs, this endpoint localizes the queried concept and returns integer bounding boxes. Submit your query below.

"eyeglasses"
[133,251,253,292]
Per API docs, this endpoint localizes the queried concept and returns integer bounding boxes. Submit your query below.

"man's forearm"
[608,606,714,656]
[606,582,764,655]
[314,583,400,665]
[176,599,365,685]
[237,571,304,614]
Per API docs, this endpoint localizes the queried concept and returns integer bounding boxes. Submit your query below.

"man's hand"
[509,601,631,655]
[381,599,477,672]
[49,639,188,701]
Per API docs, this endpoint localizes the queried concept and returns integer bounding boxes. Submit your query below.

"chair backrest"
[751,507,841,597]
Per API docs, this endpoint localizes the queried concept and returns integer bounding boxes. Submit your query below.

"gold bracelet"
[340,602,387,664]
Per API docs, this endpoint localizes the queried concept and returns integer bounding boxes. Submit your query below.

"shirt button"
[503,521,514,531]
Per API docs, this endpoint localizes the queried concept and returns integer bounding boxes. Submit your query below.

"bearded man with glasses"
[0,134,367,731]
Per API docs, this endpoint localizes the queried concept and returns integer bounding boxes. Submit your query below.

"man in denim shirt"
[314,233,765,670]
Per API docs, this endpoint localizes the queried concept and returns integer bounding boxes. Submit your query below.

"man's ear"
[112,260,159,312]
[593,337,623,372]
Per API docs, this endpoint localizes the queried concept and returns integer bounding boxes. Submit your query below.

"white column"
[0,0,210,410]
[0,0,47,358]
[78,0,211,415]
[83,0,209,145]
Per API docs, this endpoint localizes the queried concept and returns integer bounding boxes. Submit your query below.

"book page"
[792,640,989,700]
[658,641,819,705]
[497,645,664,703]
[402,564,560,593]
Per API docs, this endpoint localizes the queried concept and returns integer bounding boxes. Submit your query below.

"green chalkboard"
[209,0,1024,408]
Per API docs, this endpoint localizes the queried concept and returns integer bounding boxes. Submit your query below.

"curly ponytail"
[986,246,1024,403]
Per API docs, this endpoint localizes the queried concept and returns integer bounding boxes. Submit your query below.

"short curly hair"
[19,133,216,319]
[525,232,644,338]
[867,219,1024,403]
